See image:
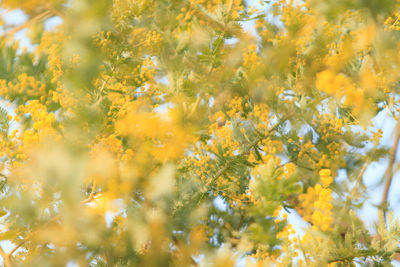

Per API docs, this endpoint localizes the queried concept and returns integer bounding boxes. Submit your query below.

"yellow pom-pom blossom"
[319,169,333,188]
[299,169,334,231]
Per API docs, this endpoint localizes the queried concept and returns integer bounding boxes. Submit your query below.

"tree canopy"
[0,0,400,266]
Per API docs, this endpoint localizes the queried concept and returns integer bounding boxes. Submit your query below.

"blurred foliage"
[0,0,399,266]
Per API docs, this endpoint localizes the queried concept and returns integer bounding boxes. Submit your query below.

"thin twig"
[83,180,97,204]
[197,164,228,205]
[172,236,198,266]
[0,244,10,267]
[7,183,98,262]
[333,162,368,234]
[236,210,246,231]
[187,96,202,118]
[380,118,400,226]
[3,10,53,37]
[91,80,107,108]
[327,248,379,264]
[7,213,61,261]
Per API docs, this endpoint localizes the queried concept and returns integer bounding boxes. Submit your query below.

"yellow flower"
[319,169,333,187]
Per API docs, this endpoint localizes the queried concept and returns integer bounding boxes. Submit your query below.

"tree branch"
[380,118,400,226]
[7,185,98,263]
[7,214,61,260]
[3,10,53,37]
[83,180,97,204]
[0,244,11,267]
[327,248,380,264]
[334,162,368,232]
